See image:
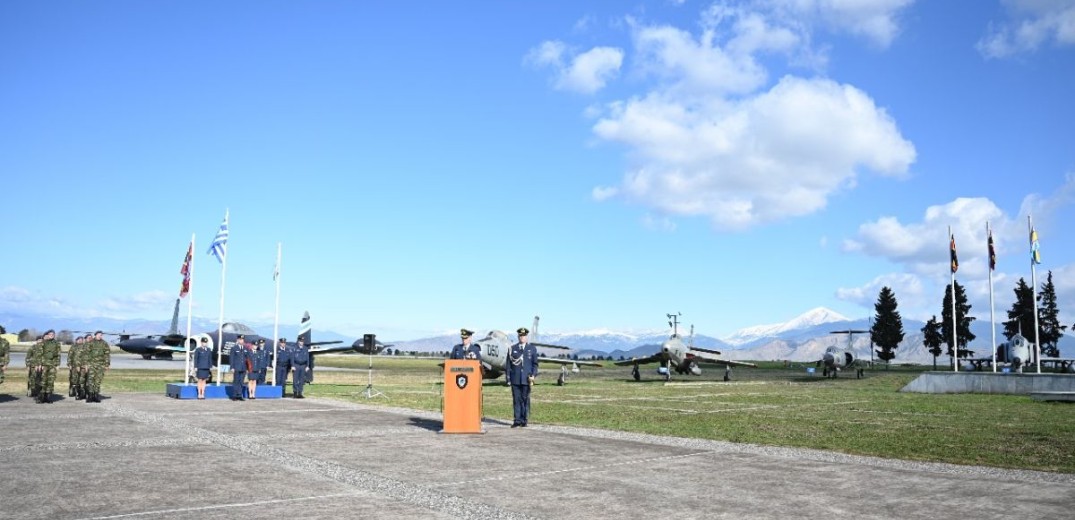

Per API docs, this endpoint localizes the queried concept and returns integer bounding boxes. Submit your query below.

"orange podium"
[441,359,483,434]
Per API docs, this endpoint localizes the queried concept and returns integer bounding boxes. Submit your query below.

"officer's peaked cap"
[460,328,474,338]
[517,327,529,336]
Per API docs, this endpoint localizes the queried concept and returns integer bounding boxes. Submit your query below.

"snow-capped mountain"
[721,307,850,347]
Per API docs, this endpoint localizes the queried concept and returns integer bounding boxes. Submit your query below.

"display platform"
[165,383,284,399]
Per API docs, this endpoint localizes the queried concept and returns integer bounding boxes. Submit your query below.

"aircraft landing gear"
[557,367,566,386]
[631,365,640,381]
[856,368,864,379]
[723,366,731,382]
[141,353,153,360]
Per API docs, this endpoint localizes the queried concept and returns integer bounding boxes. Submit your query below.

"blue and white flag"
[207,211,229,264]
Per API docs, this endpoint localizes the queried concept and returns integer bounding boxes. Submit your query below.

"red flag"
[179,242,192,298]
[949,235,959,274]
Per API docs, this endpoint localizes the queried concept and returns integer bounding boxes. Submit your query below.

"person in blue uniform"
[273,337,291,395]
[193,337,214,399]
[229,335,250,401]
[291,339,309,398]
[504,327,538,427]
[247,339,269,399]
[449,329,482,360]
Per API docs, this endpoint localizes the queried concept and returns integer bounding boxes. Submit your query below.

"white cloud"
[978,0,1075,58]
[98,290,174,314]
[641,213,677,231]
[836,272,926,313]
[0,286,175,320]
[526,41,624,94]
[594,75,914,230]
[592,185,619,201]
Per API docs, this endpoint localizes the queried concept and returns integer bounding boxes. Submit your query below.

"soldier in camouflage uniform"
[26,336,41,397]
[67,336,85,397]
[76,334,92,400]
[0,331,9,387]
[37,329,62,403]
[85,331,111,403]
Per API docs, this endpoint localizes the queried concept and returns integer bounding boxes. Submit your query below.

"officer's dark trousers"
[275,364,290,390]
[292,366,307,396]
[511,383,531,425]
[231,370,246,398]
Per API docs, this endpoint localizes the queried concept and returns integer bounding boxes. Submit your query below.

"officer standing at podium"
[449,329,482,360]
[505,327,538,427]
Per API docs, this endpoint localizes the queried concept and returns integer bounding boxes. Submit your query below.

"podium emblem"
[455,374,468,390]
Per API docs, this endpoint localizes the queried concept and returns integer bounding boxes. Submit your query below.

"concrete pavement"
[1,393,1072,519]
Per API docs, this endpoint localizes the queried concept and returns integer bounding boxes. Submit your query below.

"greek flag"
[208,211,229,264]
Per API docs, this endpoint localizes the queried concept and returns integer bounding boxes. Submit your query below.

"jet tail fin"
[168,299,181,335]
[298,311,312,345]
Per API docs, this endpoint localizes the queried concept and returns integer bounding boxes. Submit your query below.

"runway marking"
[437,450,715,487]
[78,492,366,519]
[0,437,206,453]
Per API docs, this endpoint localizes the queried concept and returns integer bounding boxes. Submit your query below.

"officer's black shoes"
[69,387,76,397]
[42,394,52,404]
[511,423,519,428]
[520,423,527,427]
[295,394,305,399]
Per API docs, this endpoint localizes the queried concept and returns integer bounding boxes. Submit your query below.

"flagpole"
[216,209,229,385]
[987,223,996,373]
[1029,215,1041,374]
[185,233,196,383]
[950,226,958,373]
[271,242,282,385]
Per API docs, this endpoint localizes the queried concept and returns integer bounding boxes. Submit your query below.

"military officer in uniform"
[26,336,42,398]
[77,334,93,400]
[449,329,482,360]
[37,329,62,403]
[273,338,291,395]
[504,327,538,427]
[291,338,310,398]
[193,337,214,399]
[229,335,250,401]
[248,339,268,399]
[67,336,84,397]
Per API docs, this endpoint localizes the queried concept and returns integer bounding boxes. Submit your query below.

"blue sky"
[3,0,1074,341]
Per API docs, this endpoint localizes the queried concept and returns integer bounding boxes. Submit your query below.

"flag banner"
[179,242,193,298]
[950,234,959,273]
[987,231,996,271]
[208,213,229,264]
[1030,228,1041,265]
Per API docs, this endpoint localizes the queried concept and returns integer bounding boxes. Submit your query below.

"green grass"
[6,357,1074,473]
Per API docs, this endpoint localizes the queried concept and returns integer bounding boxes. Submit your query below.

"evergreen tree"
[871,286,904,365]
[1037,271,1067,357]
[941,281,976,360]
[1003,278,1035,341]
[921,316,944,370]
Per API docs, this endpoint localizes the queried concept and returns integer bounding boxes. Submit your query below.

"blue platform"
[165,383,284,400]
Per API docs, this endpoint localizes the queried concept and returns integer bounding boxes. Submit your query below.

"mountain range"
[3,306,1070,364]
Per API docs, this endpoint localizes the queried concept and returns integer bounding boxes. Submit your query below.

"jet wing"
[307,341,347,354]
[687,349,757,368]
[613,353,664,366]
[537,356,602,367]
[152,344,188,355]
[532,342,571,350]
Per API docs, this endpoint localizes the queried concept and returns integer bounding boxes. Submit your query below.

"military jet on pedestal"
[616,314,756,381]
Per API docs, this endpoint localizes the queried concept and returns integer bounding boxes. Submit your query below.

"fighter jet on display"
[615,314,756,381]
[818,329,869,378]
[962,333,1075,373]
[446,316,602,386]
[349,335,395,355]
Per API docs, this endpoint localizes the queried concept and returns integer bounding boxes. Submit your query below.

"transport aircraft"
[818,329,869,378]
[615,314,756,381]
[445,316,602,385]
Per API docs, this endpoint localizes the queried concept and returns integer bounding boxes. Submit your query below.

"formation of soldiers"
[21,329,110,403]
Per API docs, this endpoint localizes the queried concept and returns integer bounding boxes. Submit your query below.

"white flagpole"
[185,233,196,384]
[1029,215,1041,374]
[987,222,996,373]
[272,242,282,385]
[950,226,958,373]
[216,209,229,385]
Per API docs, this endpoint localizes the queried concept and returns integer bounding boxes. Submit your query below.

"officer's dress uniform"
[504,329,538,427]
[194,345,214,381]
[291,344,310,398]
[449,329,482,361]
[229,343,250,400]
[274,341,292,393]
[253,346,269,385]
